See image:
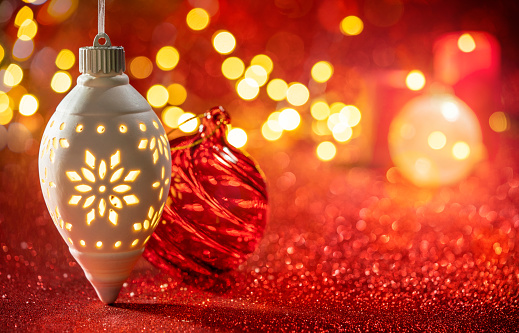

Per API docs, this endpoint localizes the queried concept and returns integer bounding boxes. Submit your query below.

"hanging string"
[98,0,105,35]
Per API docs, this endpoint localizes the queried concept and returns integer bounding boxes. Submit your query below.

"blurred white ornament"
[388,93,484,187]
[38,33,171,304]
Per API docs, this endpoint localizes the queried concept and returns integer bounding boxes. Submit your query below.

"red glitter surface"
[2,139,519,332]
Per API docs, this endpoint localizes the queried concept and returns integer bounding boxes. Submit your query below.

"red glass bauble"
[143,106,268,288]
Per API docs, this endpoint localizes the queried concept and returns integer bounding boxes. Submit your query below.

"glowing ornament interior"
[38,33,171,303]
[388,93,484,187]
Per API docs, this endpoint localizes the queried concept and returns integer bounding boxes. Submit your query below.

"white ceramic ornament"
[38,33,171,304]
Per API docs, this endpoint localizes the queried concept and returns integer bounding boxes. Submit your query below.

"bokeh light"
[458,33,476,53]
[147,85,169,108]
[244,65,268,87]
[0,105,13,125]
[489,111,508,133]
[0,44,4,63]
[14,6,33,27]
[267,78,288,101]
[236,78,260,100]
[261,122,282,141]
[19,94,38,116]
[311,61,334,83]
[389,94,483,187]
[7,122,31,153]
[227,127,248,148]
[340,16,364,36]
[332,123,353,142]
[167,83,187,105]
[130,56,153,79]
[44,0,78,23]
[156,46,180,71]
[213,31,236,55]
[50,71,72,93]
[286,82,309,106]
[178,112,199,133]
[316,141,336,161]
[4,64,24,87]
[162,106,184,128]
[427,131,447,150]
[267,111,283,132]
[452,141,470,160]
[222,57,245,80]
[405,70,426,91]
[17,19,38,41]
[55,49,75,70]
[12,38,34,61]
[251,54,274,74]
[186,8,210,31]
[311,101,330,120]
[278,108,301,131]
[339,105,362,127]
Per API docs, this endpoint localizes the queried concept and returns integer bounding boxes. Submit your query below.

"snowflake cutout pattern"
[66,150,140,226]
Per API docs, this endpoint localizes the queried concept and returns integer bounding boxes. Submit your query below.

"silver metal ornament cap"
[79,33,125,75]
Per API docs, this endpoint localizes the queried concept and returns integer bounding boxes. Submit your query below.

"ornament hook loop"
[93,32,112,47]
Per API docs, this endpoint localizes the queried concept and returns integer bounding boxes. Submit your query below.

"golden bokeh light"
[15,6,33,27]
[267,111,283,132]
[427,131,447,150]
[327,113,341,132]
[186,8,210,31]
[311,61,334,83]
[330,102,346,114]
[312,119,332,136]
[0,92,10,113]
[0,107,13,125]
[339,105,362,127]
[267,78,288,101]
[261,122,282,141]
[167,83,187,105]
[156,46,180,71]
[50,71,72,93]
[244,65,268,87]
[0,44,4,63]
[146,85,169,108]
[316,141,336,161]
[340,16,364,36]
[286,82,309,106]
[489,111,508,133]
[213,31,236,55]
[221,57,245,80]
[405,70,426,91]
[4,64,24,87]
[17,19,38,41]
[162,106,184,128]
[332,123,353,142]
[458,33,476,53]
[236,78,260,100]
[19,94,38,116]
[452,141,470,160]
[55,49,75,70]
[130,56,153,79]
[178,112,199,133]
[278,108,301,131]
[251,54,274,74]
[311,101,330,120]
[227,127,248,148]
